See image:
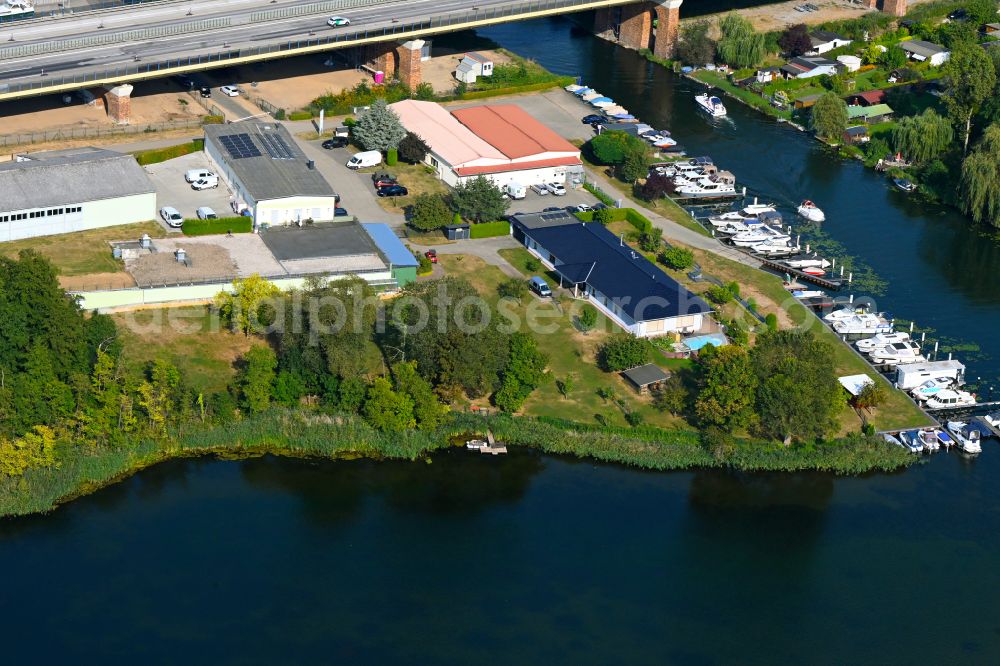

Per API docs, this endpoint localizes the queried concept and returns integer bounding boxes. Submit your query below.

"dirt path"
[685,0,937,34]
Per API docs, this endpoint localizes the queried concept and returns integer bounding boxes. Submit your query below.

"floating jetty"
[465,431,507,455]
[758,258,845,290]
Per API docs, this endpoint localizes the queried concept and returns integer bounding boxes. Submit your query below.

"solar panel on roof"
[219,133,261,160]
[258,132,295,160]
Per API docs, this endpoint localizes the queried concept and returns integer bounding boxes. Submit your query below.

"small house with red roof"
[847,90,887,107]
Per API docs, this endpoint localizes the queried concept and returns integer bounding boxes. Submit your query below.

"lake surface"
[3,450,1000,663]
[4,15,1000,664]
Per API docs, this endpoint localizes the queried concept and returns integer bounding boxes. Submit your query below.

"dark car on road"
[377,184,408,197]
[199,86,212,98]
[581,114,603,124]
[321,137,349,149]
[542,206,562,212]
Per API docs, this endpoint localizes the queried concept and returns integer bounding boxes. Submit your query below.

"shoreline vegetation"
[0,410,914,518]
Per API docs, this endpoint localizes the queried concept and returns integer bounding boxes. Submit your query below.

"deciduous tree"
[238,345,277,414]
[216,274,280,337]
[942,42,997,155]
[890,109,954,163]
[598,334,651,372]
[363,377,415,432]
[677,19,716,65]
[408,193,452,231]
[810,92,849,141]
[960,123,1000,228]
[397,131,430,164]
[450,176,509,223]
[778,23,812,57]
[717,13,765,69]
[393,361,447,430]
[695,345,758,429]
[494,333,549,412]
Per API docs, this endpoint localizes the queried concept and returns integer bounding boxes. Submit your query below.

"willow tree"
[960,124,1000,228]
[716,13,765,69]
[810,92,848,141]
[942,42,997,156]
[890,109,954,163]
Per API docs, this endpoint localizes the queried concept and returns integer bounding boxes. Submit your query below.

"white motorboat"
[741,201,777,217]
[855,332,910,353]
[714,221,757,236]
[926,389,976,410]
[676,179,736,198]
[565,83,584,92]
[898,431,924,454]
[466,438,488,450]
[695,92,727,118]
[790,289,826,298]
[783,256,831,270]
[936,430,955,449]
[867,341,925,366]
[581,92,602,101]
[985,411,1000,428]
[882,432,904,449]
[823,305,872,323]
[750,242,799,257]
[946,421,982,454]
[832,313,894,336]
[797,200,826,222]
[731,226,790,247]
[916,430,940,452]
[652,136,678,148]
[910,377,955,402]
[0,0,33,16]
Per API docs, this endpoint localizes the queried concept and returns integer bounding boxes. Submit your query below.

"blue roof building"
[510,211,713,338]
[362,222,419,287]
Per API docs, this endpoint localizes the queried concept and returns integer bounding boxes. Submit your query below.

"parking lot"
[143,152,234,230]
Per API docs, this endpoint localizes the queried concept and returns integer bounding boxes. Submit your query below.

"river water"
[3,15,1000,664]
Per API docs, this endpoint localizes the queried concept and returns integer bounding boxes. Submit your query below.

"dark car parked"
[581,114,603,124]
[377,184,408,197]
[373,176,398,188]
[334,207,349,217]
[321,137,349,149]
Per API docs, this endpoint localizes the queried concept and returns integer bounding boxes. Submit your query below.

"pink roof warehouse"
[389,100,582,187]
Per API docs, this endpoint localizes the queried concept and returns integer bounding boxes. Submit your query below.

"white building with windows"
[0,146,155,242]
[204,123,339,226]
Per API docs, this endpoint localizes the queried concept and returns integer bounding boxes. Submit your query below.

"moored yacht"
[855,332,910,353]
[832,313,894,336]
[867,341,925,366]
[676,178,736,198]
[946,421,982,454]
[731,226,790,247]
[926,390,976,410]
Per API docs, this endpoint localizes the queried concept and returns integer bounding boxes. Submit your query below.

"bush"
[408,193,452,232]
[497,278,529,301]
[598,334,651,372]
[181,216,253,236]
[386,148,398,166]
[578,305,598,332]
[660,246,695,270]
[132,139,204,165]
[765,313,779,331]
[457,78,575,100]
[288,110,313,121]
[469,221,511,239]
[525,257,541,272]
[594,207,615,224]
[202,115,225,125]
[705,284,734,305]
[273,109,286,120]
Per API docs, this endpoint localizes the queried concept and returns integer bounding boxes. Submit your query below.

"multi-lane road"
[0,0,633,99]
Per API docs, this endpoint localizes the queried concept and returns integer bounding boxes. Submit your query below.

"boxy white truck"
[505,181,526,200]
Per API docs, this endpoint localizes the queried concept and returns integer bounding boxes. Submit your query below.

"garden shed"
[445,222,470,240]
[622,364,669,394]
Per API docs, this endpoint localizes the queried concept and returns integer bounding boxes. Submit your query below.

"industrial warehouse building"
[204,123,340,226]
[389,100,583,188]
[0,147,155,242]
[511,211,712,338]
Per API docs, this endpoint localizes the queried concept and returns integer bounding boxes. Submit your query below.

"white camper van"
[346,150,382,170]
[505,182,526,200]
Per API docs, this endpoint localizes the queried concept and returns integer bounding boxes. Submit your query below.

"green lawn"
[0,222,165,276]
[445,253,690,429]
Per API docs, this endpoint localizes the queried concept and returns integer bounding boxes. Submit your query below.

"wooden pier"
[758,258,844,290]
[465,431,508,455]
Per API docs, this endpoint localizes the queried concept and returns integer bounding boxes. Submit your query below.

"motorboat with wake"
[797,200,826,222]
[695,92,727,118]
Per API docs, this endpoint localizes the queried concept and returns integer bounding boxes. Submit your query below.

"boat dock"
[758,258,844,290]
[465,430,508,455]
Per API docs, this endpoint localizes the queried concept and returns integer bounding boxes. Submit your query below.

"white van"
[185,169,215,183]
[346,150,382,170]
[505,182,526,200]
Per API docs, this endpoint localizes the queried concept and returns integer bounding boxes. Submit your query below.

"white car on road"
[191,174,219,190]
[220,85,240,97]
[159,206,183,228]
[545,182,567,196]
[327,16,351,27]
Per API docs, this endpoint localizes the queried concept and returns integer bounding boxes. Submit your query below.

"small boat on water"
[893,177,917,192]
[731,226,790,247]
[823,304,873,322]
[917,430,940,452]
[925,389,976,410]
[867,341,925,366]
[784,256,831,270]
[936,429,955,449]
[856,332,910,353]
[946,421,982,454]
[899,431,924,453]
[801,267,826,277]
[790,289,826,298]
[581,91,601,101]
[751,242,799,258]
[797,200,826,222]
[911,377,955,401]
[695,92,727,118]
[466,438,488,450]
[832,313,894,336]
[883,432,904,449]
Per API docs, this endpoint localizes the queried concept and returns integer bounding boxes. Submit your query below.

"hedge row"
[583,182,616,206]
[457,76,575,101]
[132,139,204,165]
[469,221,511,238]
[288,111,313,121]
[181,216,253,236]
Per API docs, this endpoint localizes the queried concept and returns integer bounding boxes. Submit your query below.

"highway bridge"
[0,0,686,103]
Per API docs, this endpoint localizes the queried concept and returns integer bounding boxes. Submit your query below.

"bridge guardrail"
[249,0,388,22]
[0,0,623,94]
[0,17,231,59]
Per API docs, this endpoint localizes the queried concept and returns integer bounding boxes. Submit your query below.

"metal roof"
[898,39,948,57]
[362,223,419,267]
[622,363,669,387]
[512,213,712,322]
[847,103,894,120]
[204,123,337,202]
[0,146,154,212]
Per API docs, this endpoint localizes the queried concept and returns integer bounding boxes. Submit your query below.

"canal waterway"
[479,17,1000,399]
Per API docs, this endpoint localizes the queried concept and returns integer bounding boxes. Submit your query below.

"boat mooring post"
[849,294,854,304]
[805,243,810,253]
[832,258,836,271]
[848,272,853,284]
[934,341,939,359]
[840,265,844,277]
[910,321,914,333]
[921,332,926,343]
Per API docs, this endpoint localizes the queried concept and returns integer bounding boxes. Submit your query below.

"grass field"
[0,222,165,276]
